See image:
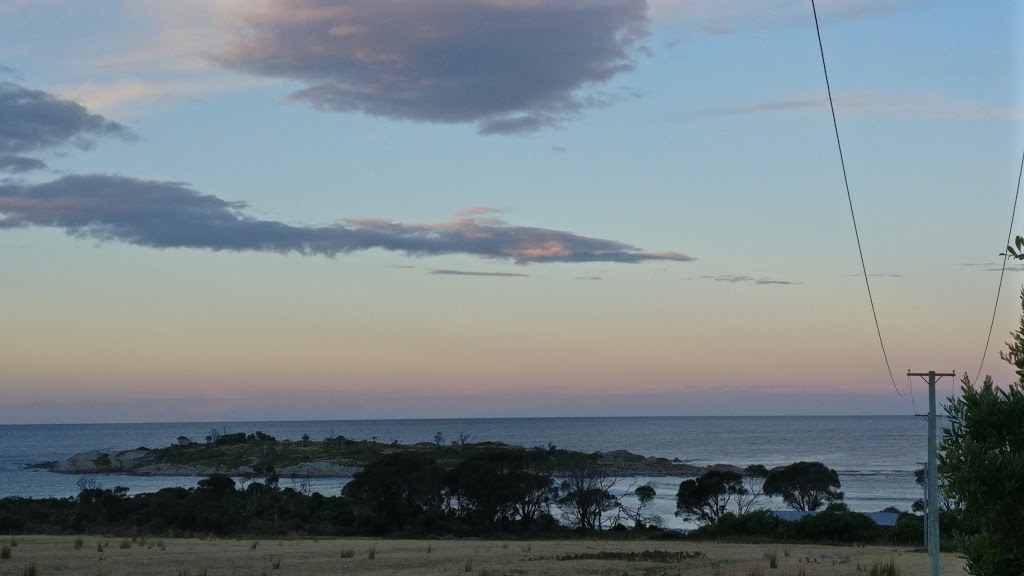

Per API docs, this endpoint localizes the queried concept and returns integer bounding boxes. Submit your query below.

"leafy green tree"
[1001,235,1023,260]
[762,461,843,511]
[675,470,746,525]
[939,288,1024,575]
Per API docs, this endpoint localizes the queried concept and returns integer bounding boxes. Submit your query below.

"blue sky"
[0,0,1021,423]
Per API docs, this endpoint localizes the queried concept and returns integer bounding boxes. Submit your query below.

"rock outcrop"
[45,444,751,480]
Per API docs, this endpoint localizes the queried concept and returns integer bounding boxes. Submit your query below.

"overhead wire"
[810,0,902,396]
[973,146,1024,386]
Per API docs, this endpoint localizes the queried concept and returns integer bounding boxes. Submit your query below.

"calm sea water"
[0,416,934,530]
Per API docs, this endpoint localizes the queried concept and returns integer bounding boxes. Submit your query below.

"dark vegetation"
[155,431,598,474]
[937,286,1024,575]
[762,461,844,512]
[675,469,744,525]
[0,447,946,547]
[0,446,645,538]
[686,508,958,549]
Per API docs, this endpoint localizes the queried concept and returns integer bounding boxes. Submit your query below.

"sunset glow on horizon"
[1,0,1020,423]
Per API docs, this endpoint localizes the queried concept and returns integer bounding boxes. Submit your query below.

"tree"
[611,482,658,528]
[762,461,843,512]
[675,469,746,525]
[736,464,768,514]
[632,483,657,527]
[939,288,1024,575]
[342,452,446,533]
[1001,235,1023,260]
[556,465,618,530]
[446,448,553,529]
[912,465,954,513]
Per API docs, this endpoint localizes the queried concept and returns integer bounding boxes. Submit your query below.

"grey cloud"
[0,81,137,155]
[0,155,47,173]
[989,264,1024,273]
[430,269,529,277]
[0,174,694,265]
[576,276,604,281]
[701,274,800,286]
[956,262,1023,272]
[844,272,902,278]
[217,0,649,134]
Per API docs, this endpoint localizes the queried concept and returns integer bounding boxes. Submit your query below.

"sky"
[1,0,1021,424]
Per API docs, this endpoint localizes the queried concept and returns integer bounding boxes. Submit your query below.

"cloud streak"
[698,93,1023,122]
[0,155,47,174]
[701,274,800,286]
[0,81,137,156]
[430,269,529,277]
[0,175,694,265]
[216,0,649,134]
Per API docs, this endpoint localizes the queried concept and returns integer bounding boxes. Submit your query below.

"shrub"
[690,510,784,539]
[790,511,880,542]
[891,514,923,545]
[0,545,11,559]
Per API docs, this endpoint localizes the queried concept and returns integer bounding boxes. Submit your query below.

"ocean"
[0,416,934,530]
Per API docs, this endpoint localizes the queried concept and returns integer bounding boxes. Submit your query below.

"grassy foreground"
[0,536,965,576]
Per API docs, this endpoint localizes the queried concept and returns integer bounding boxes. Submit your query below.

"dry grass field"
[0,535,965,576]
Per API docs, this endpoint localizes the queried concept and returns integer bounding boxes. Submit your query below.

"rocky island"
[36,431,744,479]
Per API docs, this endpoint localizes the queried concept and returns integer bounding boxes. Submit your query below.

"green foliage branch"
[939,288,1024,575]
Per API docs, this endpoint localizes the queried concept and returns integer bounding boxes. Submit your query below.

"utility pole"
[908,370,955,576]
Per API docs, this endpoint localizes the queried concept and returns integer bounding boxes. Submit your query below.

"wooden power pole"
[907,370,955,576]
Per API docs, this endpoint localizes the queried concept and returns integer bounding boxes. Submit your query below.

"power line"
[974,146,1024,385]
[810,0,902,396]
